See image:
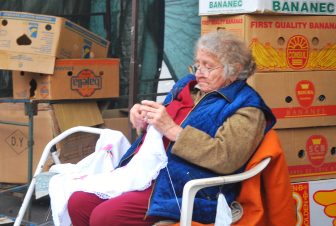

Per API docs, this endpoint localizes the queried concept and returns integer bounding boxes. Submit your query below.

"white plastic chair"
[179,157,271,226]
[14,126,271,226]
[14,126,104,226]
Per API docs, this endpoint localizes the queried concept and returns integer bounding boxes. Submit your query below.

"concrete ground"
[0,183,53,226]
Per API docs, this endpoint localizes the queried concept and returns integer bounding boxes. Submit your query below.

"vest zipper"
[144,141,173,219]
[118,138,142,166]
[145,90,230,217]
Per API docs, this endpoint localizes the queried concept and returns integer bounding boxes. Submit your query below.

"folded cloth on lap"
[49,126,168,226]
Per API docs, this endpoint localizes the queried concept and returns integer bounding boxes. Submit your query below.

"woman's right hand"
[129,103,147,133]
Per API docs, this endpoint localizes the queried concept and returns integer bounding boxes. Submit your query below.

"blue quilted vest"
[119,74,276,223]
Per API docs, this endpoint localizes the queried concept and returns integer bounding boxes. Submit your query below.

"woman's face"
[194,49,233,93]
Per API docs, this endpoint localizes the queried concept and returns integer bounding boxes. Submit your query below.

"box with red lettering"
[201,14,336,72]
[291,179,336,225]
[247,71,336,128]
[277,126,336,182]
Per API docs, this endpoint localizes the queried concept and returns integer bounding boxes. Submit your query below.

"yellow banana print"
[313,190,336,225]
[249,39,336,71]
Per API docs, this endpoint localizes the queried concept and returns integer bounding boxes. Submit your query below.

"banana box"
[199,0,336,16]
[276,126,336,183]
[0,11,110,74]
[291,179,336,226]
[247,71,336,128]
[12,58,120,100]
[201,14,336,72]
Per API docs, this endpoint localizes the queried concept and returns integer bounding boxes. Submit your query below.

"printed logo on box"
[249,34,336,71]
[295,80,315,108]
[200,0,336,15]
[272,1,335,14]
[28,22,38,38]
[71,69,102,97]
[39,85,50,99]
[313,189,336,224]
[306,135,328,167]
[5,130,28,154]
[271,79,336,119]
[292,182,310,226]
[286,35,309,69]
[292,180,336,225]
[83,39,92,58]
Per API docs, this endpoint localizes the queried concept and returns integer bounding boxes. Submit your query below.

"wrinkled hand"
[314,190,336,225]
[129,103,147,133]
[140,100,182,141]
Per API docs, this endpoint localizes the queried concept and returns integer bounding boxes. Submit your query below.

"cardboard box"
[48,101,103,165]
[0,101,104,183]
[57,132,99,164]
[0,11,110,74]
[102,108,132,142]
[276,126,336,182]
[248,71,336,128]
[0,103,54,183]
[199,0,336,16]
[201,14,336,72]
[52,102,104,132]
[12,58,120,100]
[291,179,336,226]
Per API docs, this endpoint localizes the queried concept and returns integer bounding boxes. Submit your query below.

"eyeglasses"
[189,64,222,75]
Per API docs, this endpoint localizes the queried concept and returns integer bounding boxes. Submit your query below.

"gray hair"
[195,30,256,80]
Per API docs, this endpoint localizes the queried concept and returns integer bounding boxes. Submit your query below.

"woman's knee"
[67,191,85,211]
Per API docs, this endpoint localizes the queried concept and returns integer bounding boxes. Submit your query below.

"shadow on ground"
[0,184,54,226]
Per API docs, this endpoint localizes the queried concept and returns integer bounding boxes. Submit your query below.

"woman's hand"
[140,100,182,141]
[129,103,147,134]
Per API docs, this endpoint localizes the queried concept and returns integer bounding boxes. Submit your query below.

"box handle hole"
[67,71,73,76]
[277,37,285,46]
[285,96,292,103]
[45,24,52,31]
[331,147,336,155]
[17,34,32,46]
[298,149,305,158]
[318,95,326,102]
[1,19,8,26]
[29,79,37,97]
[312,37,319,46]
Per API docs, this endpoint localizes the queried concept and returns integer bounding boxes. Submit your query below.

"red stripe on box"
[272,105,336,119]
[288,162,336,178]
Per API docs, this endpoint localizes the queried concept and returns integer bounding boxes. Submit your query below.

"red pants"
[67,187,161,226]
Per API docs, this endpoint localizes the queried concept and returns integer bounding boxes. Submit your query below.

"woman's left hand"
[140,100,182,141]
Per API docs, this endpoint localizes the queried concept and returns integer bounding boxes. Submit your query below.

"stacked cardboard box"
[0,11,120,100]
[200,1,336,224]
[0,11,120,183]
[0,11,110,74]
[0,102,103,183]
[12,58,119,100]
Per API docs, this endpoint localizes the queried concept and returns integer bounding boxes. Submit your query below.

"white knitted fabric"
[48,126,167,226]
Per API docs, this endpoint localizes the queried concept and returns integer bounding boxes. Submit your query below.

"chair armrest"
[179,157,271,226]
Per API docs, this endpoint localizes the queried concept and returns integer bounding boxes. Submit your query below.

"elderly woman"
[67,30,276,225]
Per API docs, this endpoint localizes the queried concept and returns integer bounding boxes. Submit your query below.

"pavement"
[0,183,53,226]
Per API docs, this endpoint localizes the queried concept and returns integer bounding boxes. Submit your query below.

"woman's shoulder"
[175,74,195,86]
